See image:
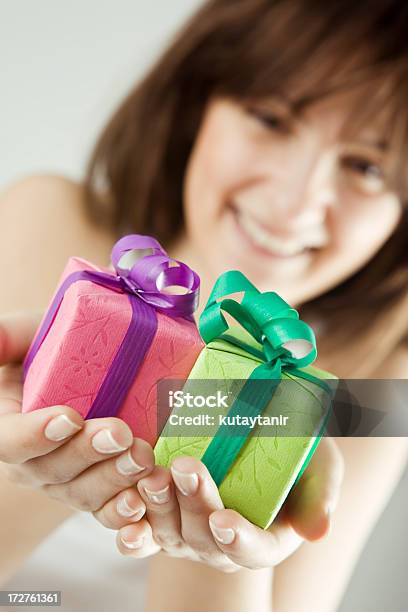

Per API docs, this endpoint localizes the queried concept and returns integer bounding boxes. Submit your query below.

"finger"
[284,436,345,541]
[137,466,186,552]
[0,363,23,415]
[0,405,84,464]
[0,312,43,365]
[93,487,147,530]
[42,438,154,510]
[170,456,228,564]
[23,417,135,485]
[208,508,304,570]
[117,519,161,558]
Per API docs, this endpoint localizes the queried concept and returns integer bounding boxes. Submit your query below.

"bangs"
[207,0,408,200]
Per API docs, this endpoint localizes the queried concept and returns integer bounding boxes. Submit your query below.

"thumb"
[284,437,345,541]
[0,312,43,365]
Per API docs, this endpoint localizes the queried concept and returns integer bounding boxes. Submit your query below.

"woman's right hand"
[0,313,154,515]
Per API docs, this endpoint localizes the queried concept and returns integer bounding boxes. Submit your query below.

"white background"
[0,0,201,187]
[1,2,407,611]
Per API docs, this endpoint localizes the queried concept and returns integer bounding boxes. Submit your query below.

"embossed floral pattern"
[23,257,204,445]
[70,345,103,377]
[154,332,333,528]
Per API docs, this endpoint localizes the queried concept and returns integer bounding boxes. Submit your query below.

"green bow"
[198,270,332,486]
[199,270,318,372]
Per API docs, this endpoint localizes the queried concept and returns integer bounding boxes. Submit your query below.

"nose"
[273,149,337,227]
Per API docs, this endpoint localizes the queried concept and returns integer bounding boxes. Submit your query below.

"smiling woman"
[0,1,407,612]
[180,95,402,309]
[85,0,408,379]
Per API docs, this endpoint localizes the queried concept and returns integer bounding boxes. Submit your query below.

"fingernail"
[209,521,236,545]
[91,429,128,454]
[143,485,170,504]
[44,414,82,441]
[117,495,145,519]
[171,466,199,496]
[116,450,145,476]
[120,535,144,549]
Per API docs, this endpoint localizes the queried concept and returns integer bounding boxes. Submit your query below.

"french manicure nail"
[120,535,144,549]
[91,429,128,454]
[44,414,82,441]
[117,496,145,519]
[116,450,145,476]
[209,521,236,545]
[171,466,199,496]
[143,485,170,505]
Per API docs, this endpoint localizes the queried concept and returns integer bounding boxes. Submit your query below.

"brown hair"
[85,0,408,377]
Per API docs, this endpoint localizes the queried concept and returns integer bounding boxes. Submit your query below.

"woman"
[0,1,407,611]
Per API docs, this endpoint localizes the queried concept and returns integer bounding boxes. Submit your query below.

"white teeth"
[235,209,328,256]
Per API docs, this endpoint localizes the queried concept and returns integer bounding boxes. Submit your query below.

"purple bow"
[23,234,200,379]
[111,234,200,317]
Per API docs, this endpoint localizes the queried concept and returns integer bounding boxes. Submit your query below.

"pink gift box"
[22,244,204,446]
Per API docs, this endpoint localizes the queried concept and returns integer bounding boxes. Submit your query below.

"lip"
[227,203,316,259]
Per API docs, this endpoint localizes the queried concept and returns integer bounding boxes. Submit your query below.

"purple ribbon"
[23,234,200,419]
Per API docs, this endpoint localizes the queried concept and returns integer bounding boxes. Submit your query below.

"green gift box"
[154,271,336,529]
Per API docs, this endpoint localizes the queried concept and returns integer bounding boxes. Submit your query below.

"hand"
[94,436,344,572]
[0,313,155,513]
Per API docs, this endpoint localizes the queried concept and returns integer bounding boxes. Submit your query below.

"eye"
[342,156,383,178]
[341,155,386,194]
[245,106,291,134]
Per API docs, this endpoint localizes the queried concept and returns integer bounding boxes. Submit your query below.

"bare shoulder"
[1,173,81,200]
[1,174,85,223]
[0,174,112,256]
[370,340,408,379]
[335,339,408,462]
[0,174,114,311]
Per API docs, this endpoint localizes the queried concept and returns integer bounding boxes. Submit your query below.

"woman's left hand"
[93,436,344,573]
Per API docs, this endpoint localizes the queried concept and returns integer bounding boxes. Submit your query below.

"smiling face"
[181,94,402,306]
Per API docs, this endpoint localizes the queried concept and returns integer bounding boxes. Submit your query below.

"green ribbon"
[198,270,333,486]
